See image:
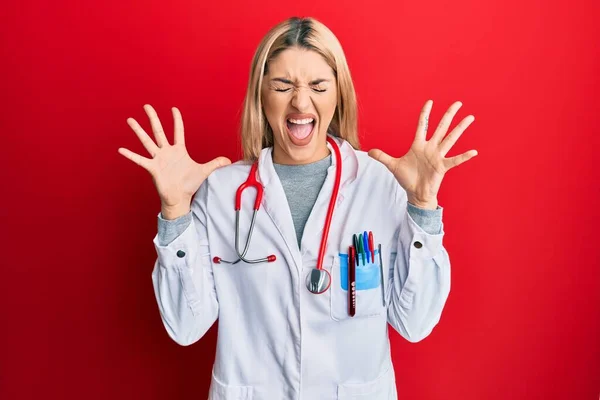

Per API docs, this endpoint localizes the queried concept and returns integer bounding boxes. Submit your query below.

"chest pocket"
[330,250,386,321]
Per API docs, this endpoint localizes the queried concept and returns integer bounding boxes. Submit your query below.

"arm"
[151,180,219,346]
[386,184,451,343]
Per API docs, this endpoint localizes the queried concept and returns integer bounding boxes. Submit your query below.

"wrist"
[161,202,191,220]
[407,197,438,210]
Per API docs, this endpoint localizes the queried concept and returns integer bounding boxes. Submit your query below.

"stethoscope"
[213,136,342,295]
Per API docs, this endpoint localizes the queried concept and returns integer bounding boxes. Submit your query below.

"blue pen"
[362,231,368,265]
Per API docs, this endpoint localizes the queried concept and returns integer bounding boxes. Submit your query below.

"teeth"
[288,118,314,124]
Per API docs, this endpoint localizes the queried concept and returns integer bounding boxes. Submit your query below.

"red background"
[2,0,599,399]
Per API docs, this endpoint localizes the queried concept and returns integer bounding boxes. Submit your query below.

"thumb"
[368,149,396,172]
[202,156,232,175]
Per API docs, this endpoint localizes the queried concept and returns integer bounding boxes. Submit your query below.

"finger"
[143,104,169,147]
[367,149,398,174]
[439,115,475,157]
[202,156,232,176]
[117,147,152,170]
[431,101,463,144]
[172,107,185,145]
[126,117,160,157]
[415,99,433,143]
[443,149,478,170]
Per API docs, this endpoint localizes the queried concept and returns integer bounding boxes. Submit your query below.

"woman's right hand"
[118,104,231,218]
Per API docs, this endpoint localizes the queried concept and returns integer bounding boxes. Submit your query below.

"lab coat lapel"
[257,146,303,274]
[299,135,359,260]
[256,135,359,274]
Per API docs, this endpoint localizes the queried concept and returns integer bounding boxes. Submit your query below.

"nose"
[291,87,311,111]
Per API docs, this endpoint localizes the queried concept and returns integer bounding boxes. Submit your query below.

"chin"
[278,130,328,165]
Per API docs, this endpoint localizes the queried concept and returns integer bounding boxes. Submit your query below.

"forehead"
[266,47,334,80]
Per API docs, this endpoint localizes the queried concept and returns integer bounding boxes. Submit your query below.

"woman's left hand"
[368,100,478,209]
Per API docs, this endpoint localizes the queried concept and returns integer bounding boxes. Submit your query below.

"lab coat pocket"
[208,370,253,400]
[330,251,385,321]
[337,363,395,399]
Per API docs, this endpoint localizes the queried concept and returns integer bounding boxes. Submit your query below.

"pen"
[348,246,356,317]
[352,234,359,266]
[368,231,374,263]
[358,235,365,265]
[363,231,369,264]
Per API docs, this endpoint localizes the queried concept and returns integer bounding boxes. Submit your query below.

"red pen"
[348,246,356,317]
[369,231,375,263]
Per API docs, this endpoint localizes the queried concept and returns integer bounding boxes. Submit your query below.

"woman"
[118,16,476,400]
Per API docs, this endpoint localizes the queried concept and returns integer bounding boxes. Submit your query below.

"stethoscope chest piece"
[306,268,331,294]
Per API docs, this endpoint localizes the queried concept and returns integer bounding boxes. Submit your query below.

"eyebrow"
[271,78,330,85]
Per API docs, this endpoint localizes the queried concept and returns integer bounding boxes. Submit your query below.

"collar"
[257,134,359,189]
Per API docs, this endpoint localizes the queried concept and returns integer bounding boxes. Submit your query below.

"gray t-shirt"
[272,154,332,249]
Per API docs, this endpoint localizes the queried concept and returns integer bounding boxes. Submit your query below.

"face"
[261,47,338,165]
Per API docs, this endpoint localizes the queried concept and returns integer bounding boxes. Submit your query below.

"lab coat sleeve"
[151,181,218,346]
[386,185,451,343]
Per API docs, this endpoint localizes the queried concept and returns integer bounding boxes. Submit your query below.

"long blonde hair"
[240,17,360,161]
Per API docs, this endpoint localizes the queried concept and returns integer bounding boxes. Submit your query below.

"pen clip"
[363,231,369,264]
[357,236,364,265]
[369,231,374,263]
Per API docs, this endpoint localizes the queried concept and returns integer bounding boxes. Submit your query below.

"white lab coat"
[151,134,451,400]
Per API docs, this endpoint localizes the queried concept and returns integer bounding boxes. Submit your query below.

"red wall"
[2,0,599,399]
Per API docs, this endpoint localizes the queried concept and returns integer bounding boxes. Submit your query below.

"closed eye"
[275,87,327,93]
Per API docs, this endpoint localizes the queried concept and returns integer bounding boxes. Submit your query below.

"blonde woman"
[119,16,476,400]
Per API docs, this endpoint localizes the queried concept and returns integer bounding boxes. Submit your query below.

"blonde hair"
[240,17,360,161]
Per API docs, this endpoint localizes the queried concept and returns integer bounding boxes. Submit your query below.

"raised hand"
[368,100,477,209]
[118,104,231,217]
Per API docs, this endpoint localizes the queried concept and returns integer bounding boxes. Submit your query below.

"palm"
[369,100,477,208]
[150,144,206,207]
[118,104,231,207]
[392,145,444,204]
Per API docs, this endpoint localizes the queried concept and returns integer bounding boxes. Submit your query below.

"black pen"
[353,234,360,266]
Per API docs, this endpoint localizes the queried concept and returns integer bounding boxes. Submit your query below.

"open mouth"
[285,116,316,146]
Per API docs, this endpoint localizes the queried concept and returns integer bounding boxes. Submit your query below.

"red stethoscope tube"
[315,136,342,272]
[214,137,342,286]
